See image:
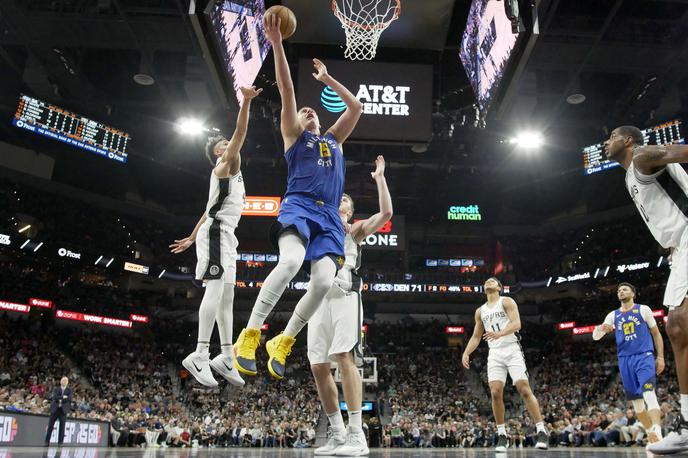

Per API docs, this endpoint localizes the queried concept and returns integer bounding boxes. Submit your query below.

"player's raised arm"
[592,312,615,341]
[484,297,521,342]
[351,156,393,243]
[263,15,301,148]
[313,59,363,145]
[462,308,484,369]
[634,145,688,173]
[216,86,262,176]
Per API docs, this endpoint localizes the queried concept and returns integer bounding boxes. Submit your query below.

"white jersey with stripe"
[626,159,688,249]
[333,233,362,292]
[480,297,518,348]
[204,164,245,230]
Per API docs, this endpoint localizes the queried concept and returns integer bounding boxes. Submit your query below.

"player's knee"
[310,363,330,380]
[490,386,503,398]
[278,254,303,277]
[333,352,353,367]
[666,319,685,344]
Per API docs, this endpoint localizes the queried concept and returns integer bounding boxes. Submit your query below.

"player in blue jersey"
[593,282,665,446]
[234,13,363,380]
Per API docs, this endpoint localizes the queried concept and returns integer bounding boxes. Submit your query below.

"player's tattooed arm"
[634,145,688,174]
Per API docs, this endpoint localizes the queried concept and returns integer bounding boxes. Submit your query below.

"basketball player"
[310,155,392,456]
[592,282,664,445]
[604,126,688,454]
[169,85,262,388]
[462,278,549,452]
[234,13,363,380]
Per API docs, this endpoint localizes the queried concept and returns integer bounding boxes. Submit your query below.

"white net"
[332,0,400,61]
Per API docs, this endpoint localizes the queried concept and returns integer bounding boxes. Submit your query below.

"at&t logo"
[320,86,346,113]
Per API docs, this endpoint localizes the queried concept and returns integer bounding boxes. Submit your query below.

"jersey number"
[491,324,501,332]
[319,142,331,158]
[623,322,635,335]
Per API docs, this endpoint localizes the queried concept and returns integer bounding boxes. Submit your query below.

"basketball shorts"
[619,352,656,400]
[307,284,363,367]
[273,194,345,264]
[195,219,238,283]
[665,229,688,309]
[487,343,529,385]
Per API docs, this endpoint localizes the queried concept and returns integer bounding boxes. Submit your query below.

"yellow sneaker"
[233,328,261,376]
[266,333,296,380]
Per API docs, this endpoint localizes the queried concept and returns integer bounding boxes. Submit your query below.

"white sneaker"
[334,428,369,456]
[647,418,688,455]
[210,354,245,387]
[314,429,346,456]
[182,352,218,387]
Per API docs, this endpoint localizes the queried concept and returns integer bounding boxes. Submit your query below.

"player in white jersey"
[169,86,262,388]
[309,155,392,457]
[462,278,549,452]
[604,125,688,454]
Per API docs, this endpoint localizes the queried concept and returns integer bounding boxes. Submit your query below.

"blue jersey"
[612,305,655,357]
[284,130,345,207]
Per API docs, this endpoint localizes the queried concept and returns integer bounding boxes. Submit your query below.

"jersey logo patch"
[209,265,220,276]
[644,382,654,390]
[336,256,345,267]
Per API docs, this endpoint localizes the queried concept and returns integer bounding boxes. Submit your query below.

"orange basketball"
[264,5,297,40]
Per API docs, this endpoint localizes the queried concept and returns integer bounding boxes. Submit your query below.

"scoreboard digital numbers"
[12,94,130,163]
[583,119,684,176]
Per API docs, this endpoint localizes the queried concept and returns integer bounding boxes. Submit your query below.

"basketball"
[264,5,297,40]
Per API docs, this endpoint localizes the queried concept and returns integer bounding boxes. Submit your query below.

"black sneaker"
[535,431,549,449]
[495,434,508,452]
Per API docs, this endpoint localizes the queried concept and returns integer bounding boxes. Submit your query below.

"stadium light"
[18,224,31,233]
[176,117,206,135]
[510,131,544,149]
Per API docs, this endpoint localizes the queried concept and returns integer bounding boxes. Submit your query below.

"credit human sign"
[448,205,482,221]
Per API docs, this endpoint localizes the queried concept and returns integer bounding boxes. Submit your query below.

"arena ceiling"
[0,0,687,226]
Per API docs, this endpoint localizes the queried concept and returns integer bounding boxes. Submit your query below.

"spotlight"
[510,131,544,149]
[176,118,205,135]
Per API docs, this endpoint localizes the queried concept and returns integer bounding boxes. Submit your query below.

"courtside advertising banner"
[0,412,109,446]
[297,59,432,142]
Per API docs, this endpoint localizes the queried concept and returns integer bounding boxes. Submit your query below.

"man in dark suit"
[44,377,72,446]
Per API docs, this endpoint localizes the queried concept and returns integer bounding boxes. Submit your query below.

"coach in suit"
[44,377,72,446]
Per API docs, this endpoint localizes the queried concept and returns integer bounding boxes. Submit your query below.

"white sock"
[216,284,235,355]
[536,422,546,434]
[327,410,346,435]
[284,257,336,337]
[348,410,362,433]
[247,233,305,330]
[682,394,688,422]
[196,342,210,355]
[497,424,506,436]
[196,280,223,354]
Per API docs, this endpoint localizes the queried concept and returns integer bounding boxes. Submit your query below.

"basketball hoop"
[332,0,400,61]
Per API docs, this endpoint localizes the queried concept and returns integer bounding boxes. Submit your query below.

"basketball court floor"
[0,447,671,457]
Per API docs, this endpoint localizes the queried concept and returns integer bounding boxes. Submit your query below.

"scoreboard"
[12,94,130,163]
[583,119,684,175]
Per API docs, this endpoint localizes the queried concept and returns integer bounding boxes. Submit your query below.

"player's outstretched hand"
[170,237,193,254]
[656,357,665,375]
[240,86,263,100]
[461,353,470,369]
[312,58,329,81]
[371,155,385,180]
[263,14,282,44]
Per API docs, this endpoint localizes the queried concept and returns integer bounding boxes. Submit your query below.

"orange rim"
[331,0,400,31]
